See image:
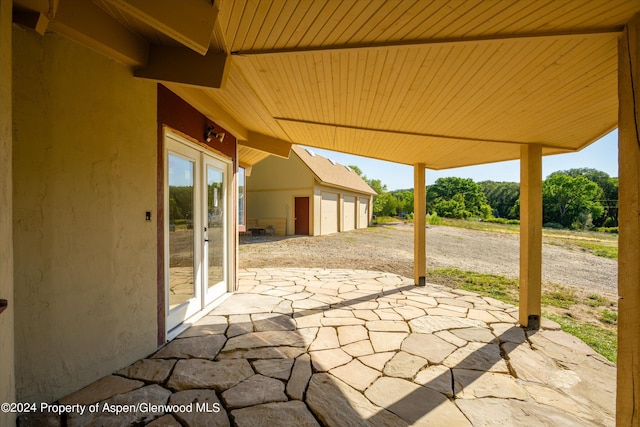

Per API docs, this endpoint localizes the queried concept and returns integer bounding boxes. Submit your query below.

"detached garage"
[246,146,376,236]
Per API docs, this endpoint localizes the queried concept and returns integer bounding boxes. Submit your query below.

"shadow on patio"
[20,268,616,426]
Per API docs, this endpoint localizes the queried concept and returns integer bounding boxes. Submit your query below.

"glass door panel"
[165,131,231,335]
[205,162,226,303]
[168,154,196,310]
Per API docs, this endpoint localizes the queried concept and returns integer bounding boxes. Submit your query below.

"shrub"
[427,214,442,225]
[482,217,520,225]
[543,222,564,229]
[372,216,398,224]
[594,227,618,234]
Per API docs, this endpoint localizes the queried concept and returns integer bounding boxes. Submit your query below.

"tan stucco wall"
[0,4,15,425]
[247,153,373,236]
[12,28,157,403]
[246,153,313,235]
[247,152,313,191]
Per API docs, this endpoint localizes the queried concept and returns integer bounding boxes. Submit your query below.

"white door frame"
[164,130,233,334]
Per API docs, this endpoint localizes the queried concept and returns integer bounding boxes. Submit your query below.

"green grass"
[540,284,578,309]
[599,309,618,325]
[372,216,401,224]
[435,218,619,261]
[571,241,618,260]
[427,269,519,306]
[585,294,614,307]
[544,313,617,363]
[439,218,520,234]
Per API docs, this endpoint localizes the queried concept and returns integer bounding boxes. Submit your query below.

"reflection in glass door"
[205,161,226,304]
[167,154,197,311]
[165,132,230,333]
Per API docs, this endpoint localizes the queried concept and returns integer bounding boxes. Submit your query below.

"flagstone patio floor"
[21,268,616,426]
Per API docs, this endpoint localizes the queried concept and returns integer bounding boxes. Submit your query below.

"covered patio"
[22,268,615,426]
[1,1,638,425]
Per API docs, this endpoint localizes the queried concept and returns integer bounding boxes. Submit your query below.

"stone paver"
[383,351,428,379]
[330,359,381,391]
[306,374,407,427]
[310,348,352,371]
[252,358,294,380]
[152,335,226,360]
[167,359,254,391]
[456,397,586,426]
[287,354,312,400]
[58,375,144,405]
[401,333,457,364]
[221,374,287,408]
[67,385,171,427]
[414,365,453,397]
[365,377,471,426]
[117,359,177,384]
[337,325,369,345]
[251,313,296,331]
[169,389,229,426]
[453,369,528,399]
[443,342,509,373]
[34,268,615,427]
[309,327,340,351]
[231,401,320,427]
[358,351,395,371]
[369,331,408,352]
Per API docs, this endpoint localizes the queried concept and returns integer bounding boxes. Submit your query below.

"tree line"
[352,167,618,230]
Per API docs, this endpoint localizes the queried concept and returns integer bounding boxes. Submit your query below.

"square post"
[414,164,426,286]
[617,12,640,426]
[519,144,542,329]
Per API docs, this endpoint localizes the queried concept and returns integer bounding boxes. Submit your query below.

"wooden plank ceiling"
[14,0,640,169]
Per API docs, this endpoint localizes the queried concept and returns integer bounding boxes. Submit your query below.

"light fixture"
[205,125,226,143]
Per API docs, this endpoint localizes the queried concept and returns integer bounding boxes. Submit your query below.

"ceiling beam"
[13,9,49,35]
[232,27,622,56]
[49,0,147,67]
[12,0,58,18]
[102,0,217,55]
[135,45,227,89]
[241,132,292,158]
[275,117,573,151]
[164,83,249,141]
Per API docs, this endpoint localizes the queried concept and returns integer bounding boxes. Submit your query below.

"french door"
[165,132,230,332]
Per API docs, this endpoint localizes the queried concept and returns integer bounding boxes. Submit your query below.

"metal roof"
[291,145,377,195]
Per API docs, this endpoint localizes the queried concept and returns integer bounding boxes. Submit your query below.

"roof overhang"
[12,0,640,169]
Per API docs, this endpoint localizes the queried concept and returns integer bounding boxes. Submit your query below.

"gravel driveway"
[239,224,618,298]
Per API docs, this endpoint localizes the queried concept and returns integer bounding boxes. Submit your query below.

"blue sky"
[305,129,619,191]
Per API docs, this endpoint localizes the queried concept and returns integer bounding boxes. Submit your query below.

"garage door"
[320,192,339,235]
[358,198,369,229]
[343,196,356,232]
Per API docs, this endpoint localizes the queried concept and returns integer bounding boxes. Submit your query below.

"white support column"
[519,144,542,329]
[0,0,15,424]
[414,164,426,286]
[617,12,640,426]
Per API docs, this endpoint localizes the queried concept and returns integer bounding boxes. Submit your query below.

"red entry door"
[294,197,310,235]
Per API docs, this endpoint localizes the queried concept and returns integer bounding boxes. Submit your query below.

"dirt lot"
[239,223,618,299]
